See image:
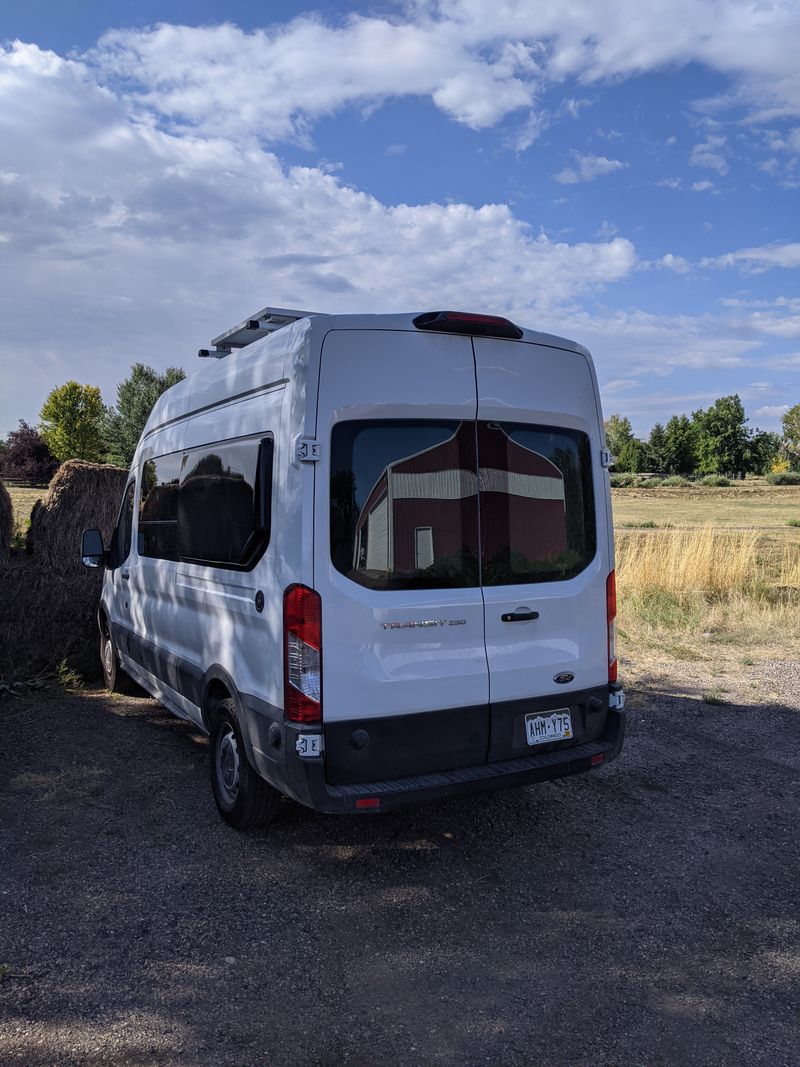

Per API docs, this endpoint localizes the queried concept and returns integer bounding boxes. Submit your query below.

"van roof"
[198,307,587,359]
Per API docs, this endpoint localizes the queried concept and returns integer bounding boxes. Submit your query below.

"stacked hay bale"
[0,461,128,678]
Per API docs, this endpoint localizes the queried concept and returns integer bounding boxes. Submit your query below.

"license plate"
[525,709,573,747]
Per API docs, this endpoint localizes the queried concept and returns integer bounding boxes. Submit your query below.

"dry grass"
[6,485,45,543]
[612,483,800,530]
[616,525,800,660]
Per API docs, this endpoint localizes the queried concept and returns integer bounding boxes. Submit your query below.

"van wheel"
[210,698,279,830]
[100,623,138,694]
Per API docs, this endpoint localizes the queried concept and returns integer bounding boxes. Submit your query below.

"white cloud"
[659,253,691,273]
[690,134,728,174]
[73,1,800,147]
[555,153,627,184]
[655,177,681,189]
[0,41,637,433]
[691,180,715,191]
[754,404,790,419]
[702,243,800,273]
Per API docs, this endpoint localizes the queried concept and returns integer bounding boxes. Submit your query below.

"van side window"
[178,436,273,568]
[109,479,136,568]
[330,420,480,590]
[138,454,181,561]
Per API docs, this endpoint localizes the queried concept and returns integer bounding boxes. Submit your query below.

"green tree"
[747,430,781,475]
[104,363,185,467]
[662,414,696,475]
[647,422,667,473]
[604,414,633,461]
[39,381,106,462]
[693,395,750,477]
[616,437,648,473]
[782,403,800,470]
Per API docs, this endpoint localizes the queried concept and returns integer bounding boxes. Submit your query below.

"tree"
[647,422,667,473]
[782,403,800,471]
[0,420,59,483]
[105,364,185,468]
[616,437,648,473]
[693,395,750,477]
[40,381,106,462]
[662,414,696,475]
[747,430,781,475]
[604,414,633,462]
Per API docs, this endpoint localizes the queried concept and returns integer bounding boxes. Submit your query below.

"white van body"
[93,309,625,824]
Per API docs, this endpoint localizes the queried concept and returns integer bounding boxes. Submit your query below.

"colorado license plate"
[525,710,573,746]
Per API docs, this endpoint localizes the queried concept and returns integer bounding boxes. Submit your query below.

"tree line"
[0,365,184,484]
[605,396,800,477]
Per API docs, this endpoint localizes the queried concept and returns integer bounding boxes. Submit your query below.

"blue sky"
[1,0,798,439]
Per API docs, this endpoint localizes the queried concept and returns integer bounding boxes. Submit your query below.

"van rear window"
[330,420,479,590]
[330,420,596,589]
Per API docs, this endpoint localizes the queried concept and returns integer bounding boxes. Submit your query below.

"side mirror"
[81,528,106,569]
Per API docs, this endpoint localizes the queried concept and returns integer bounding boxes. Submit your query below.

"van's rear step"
[281,706,625,813]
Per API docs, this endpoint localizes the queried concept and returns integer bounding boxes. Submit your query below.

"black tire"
[100,621,139,695]
[209,697,279,830]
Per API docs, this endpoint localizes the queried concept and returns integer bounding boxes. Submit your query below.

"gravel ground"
[1,658,798,1067]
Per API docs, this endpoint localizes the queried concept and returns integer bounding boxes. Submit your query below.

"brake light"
[607,570,618,683]
[283,584,322,723]
[413,310,523,339]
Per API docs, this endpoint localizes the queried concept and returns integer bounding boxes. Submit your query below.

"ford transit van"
[82,308,625,828]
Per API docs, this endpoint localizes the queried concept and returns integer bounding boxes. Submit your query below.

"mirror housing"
[81,528,106,569]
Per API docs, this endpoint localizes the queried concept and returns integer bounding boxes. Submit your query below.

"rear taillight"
[283,584,322,723]
[607,569,618,683]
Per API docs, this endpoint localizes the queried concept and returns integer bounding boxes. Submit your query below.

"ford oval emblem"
[554,672,574,685]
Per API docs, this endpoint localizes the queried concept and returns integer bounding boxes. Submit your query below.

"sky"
[1,0,799,439]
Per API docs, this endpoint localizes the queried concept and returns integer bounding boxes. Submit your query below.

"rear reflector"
[413,310,523,340]
[284,584,322,723]
[591,753,605,766]
[607,570,618,684]
[355,797,381,810]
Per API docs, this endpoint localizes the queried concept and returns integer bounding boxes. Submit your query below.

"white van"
[82,308,625,829]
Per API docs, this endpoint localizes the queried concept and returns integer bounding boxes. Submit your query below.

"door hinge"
[295,438,320,463]
[600,449,614,469]
[609,687,625,710]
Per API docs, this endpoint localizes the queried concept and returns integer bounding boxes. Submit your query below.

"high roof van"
[82,308,625,829]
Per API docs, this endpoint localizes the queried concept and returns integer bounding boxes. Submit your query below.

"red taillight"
[591,753,605,766]
[355,797,381,810]
[607,569,618,683]
[283,584,322,723]
[413,310,523,339]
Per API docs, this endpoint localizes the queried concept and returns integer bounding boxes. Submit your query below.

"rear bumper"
[248,688,626,815]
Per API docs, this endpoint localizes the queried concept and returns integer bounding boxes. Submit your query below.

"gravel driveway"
[1,659,798,1066]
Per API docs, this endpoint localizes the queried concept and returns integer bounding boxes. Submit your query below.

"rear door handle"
[502,609,539,622]
[121,571,130,581]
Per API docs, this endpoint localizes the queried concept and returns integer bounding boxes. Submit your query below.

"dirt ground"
[1,655,799,1067]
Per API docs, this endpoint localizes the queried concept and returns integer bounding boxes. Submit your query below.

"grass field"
[612,483,800,528]
[7,485,44,543]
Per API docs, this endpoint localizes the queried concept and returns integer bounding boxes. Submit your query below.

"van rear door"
[474,337,610,762]
[315,329,489,784]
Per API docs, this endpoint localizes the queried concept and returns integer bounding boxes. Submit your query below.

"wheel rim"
[216,725,240,807]
[103,635,114,679]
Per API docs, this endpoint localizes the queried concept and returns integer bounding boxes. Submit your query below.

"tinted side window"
[138,454,181,561]
[178,437,272,567]
[109,480,136,568]
[478,422,596,585]
[330,420,479,590]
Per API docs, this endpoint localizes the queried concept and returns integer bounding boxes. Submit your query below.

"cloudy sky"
[1,0,799,438]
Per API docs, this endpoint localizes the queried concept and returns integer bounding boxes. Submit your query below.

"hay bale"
[27,460,128,572]
[0,478,12,565]
[1,461,129,679]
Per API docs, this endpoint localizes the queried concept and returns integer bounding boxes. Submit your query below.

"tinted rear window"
[330,420,479,589]
[331,420,596,589]
[478,422,596,584]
